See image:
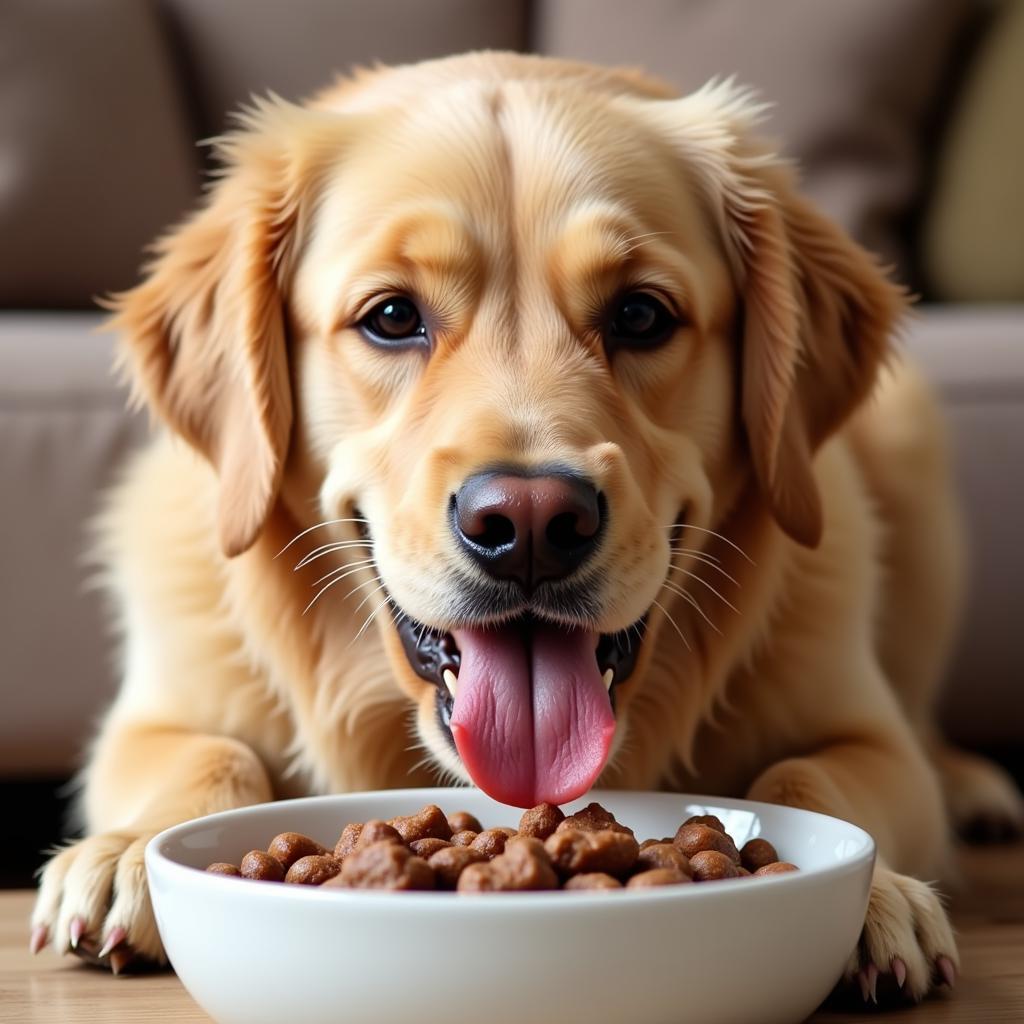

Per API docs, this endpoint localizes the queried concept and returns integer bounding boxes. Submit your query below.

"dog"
[31,52,1024,997]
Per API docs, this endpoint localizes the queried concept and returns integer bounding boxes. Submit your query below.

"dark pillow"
[0,0,200,308]
[162,0,529,135]
[535,0,972,275]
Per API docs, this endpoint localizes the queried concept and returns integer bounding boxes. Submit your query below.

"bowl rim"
[146,788,876,910]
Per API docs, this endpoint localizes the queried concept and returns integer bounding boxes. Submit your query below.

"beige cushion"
[0,0,199,309]
[0,314,148,774]
[900,306,1024,745]
[163,0,528,134]
[924,2,1024,301]
[534,0,971,274]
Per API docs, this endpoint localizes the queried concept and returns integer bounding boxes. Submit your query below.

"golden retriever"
[31,52,1024,999]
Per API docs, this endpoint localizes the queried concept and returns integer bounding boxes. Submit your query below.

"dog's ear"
[641,81,907,546]
[736,169,906,546]
[107,97,343,557]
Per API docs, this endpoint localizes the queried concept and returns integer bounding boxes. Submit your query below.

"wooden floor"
[1,843,1021,1023]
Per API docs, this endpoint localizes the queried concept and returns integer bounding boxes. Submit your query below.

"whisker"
[660,579,724,636]
[676,524,755,564]
[352,589,393,644]
[302,571,381,617]
[670,550,739,587]
[669,568,740,613]
[276,517,369,557]
[311,558,376,588]
[669,546,721,563]
[293,540,372,571]
[351,580,390,619]
[651,598,691,651]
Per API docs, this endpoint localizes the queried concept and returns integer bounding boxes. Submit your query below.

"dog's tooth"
[603,668,614,690]
[443,669,458,697]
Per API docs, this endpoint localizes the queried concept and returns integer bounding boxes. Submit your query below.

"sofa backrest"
[1,0,986,310]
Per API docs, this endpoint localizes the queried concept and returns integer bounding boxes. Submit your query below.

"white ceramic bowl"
[146,788,873,1024]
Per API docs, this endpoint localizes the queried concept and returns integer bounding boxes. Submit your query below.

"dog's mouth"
[396,611,647,808]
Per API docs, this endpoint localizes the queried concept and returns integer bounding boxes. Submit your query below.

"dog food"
[204,801,798,893]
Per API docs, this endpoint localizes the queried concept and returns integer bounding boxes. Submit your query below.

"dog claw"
[857,969,871,1002]
[97,926,127,960]
[938,955,957,988]
[866,963,879,1003]
[69,916,85,950]
[29,924,48,955]
[892,957,907,990]
[109,947,135,976]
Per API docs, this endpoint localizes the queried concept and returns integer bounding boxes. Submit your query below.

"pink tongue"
[450,622,616,808]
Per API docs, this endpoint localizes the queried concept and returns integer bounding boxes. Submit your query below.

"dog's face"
[113,56,902,807]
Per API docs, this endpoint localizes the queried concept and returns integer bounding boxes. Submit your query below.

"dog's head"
[111,54,904,806]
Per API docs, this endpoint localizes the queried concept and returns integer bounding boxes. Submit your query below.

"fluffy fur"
[33,53,1023,998]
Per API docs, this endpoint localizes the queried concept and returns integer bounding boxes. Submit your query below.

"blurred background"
[1,0,1021,887]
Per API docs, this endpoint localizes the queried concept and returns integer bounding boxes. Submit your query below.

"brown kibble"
[556,802,633,836]
[267,832,327,871]
[740,838,780,873]
[338,841,435,890]
[636,843,692,877]
[428,845,487,889]
[673,823,740,864]
[205,862,241,877]
[682,814,726,834]
[357,820,403,848]
[285,854,341,885]
[207,802,795,893]
[240,849,286,882]
[333,823,363,861]
[518,803,565,840]
[564,873,622,890]
[389,804,452,844]
[753,861,799,877]
[457,837,558,892]
[410,838,451,859]
[544,828,639,878]
[447,811,483,835]
[689,849,741,881]
[627,868,692,888]
[470,828,512,859]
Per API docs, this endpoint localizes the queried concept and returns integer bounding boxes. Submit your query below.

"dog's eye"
[606,292,678,350]
[359,297,427,347]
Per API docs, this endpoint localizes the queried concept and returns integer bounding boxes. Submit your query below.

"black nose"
[452,471,604,589]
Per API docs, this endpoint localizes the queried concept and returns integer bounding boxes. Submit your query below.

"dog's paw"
[844,866,958,1004]
[30,830,165,972]
[936,746,1024,842]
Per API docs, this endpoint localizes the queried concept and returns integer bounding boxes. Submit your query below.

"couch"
[2,0,1022,783]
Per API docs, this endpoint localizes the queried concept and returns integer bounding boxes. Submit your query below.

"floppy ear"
[642,81,907,546]
[107,97,343,557]
[737,171,907,546]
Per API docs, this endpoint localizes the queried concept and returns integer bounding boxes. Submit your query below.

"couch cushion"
[1,307,1020,775]
[0,0,200,309]
[162,0,529,135]
[533,0,971,277]
[0,315,148,775]
[923,1,1024,301]
[902,306,1024,744]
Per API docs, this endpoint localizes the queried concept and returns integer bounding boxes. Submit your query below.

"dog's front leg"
[747,730,958,1002]
[31,722,272,970]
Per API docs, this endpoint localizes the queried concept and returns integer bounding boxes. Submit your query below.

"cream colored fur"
[32,53,1023,999]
